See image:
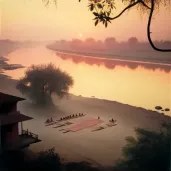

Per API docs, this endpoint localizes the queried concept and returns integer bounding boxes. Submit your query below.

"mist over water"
[5,46,171,116]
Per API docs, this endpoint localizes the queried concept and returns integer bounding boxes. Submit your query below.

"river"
[5,46,171,115]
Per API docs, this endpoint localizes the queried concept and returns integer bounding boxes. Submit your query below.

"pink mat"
[65,119,103,132]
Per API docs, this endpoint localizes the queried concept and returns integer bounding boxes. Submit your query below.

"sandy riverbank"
[0,77,171,167]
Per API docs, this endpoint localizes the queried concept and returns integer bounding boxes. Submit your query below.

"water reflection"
[4,47,171,115]
[56,52,171,73]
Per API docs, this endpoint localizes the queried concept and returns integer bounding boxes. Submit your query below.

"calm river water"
[5,46,171,115]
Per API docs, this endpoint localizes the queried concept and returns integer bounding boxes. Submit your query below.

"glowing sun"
[79,33,83,38]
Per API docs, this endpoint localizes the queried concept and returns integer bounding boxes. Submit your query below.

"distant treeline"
[49,37,171,52]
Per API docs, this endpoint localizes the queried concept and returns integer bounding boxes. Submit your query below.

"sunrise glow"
[0,0,170,41]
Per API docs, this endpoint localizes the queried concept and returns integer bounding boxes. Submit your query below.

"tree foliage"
[84,0,160,27]
[27,148,61,171]
[17,63,73,105]
[114,122,171,171]
[0,148,99,171]
[0,148,60,171]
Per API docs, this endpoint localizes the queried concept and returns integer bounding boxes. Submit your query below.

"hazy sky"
[0,0,171,41]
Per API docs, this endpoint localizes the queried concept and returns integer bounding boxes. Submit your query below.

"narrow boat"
[56,114,87,122]
[59,129,65,131]
[92,126,105,132]
[53,122,73,128]
[45,121,58,126]
[63,130,70,133]
[53,124,65,128]
[106,123,117,127]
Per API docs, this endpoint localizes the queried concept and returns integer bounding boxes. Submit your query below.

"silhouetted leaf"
[106,17,111,23]
[93,17,98,20]
[97,3,103,9]
[95,19,99,26]
[90,4,94,11]
[105,20,108,27]
[93,12,99,16]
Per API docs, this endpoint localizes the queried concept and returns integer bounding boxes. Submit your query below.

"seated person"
[46,119,50,123]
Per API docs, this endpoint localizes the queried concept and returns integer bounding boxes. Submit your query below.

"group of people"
[60,113,84,121]
[109,118,116,123]
[45,115,116,124]
[97,117,116,123]
[45,118,53,123]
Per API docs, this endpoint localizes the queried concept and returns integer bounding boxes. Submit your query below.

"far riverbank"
[47,46,171,65]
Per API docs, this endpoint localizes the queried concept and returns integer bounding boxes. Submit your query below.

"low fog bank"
[0,39,50,57]
[0,77,170,166]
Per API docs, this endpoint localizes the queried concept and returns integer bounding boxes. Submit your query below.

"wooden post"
[21,122,23,134]
[0,120,1,151]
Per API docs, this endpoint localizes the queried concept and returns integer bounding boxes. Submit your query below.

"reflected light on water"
[5,47,171,115]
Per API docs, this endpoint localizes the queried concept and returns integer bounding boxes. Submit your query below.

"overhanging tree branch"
[102,0,171,52]
[106,0,171,52]
[108,1,140,20]
[140,1,151,9]
[109,0,171,52]
[49,0,171,52]
[147,0,171,52]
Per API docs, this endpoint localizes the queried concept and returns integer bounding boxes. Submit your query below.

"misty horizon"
[0,0,171,41]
